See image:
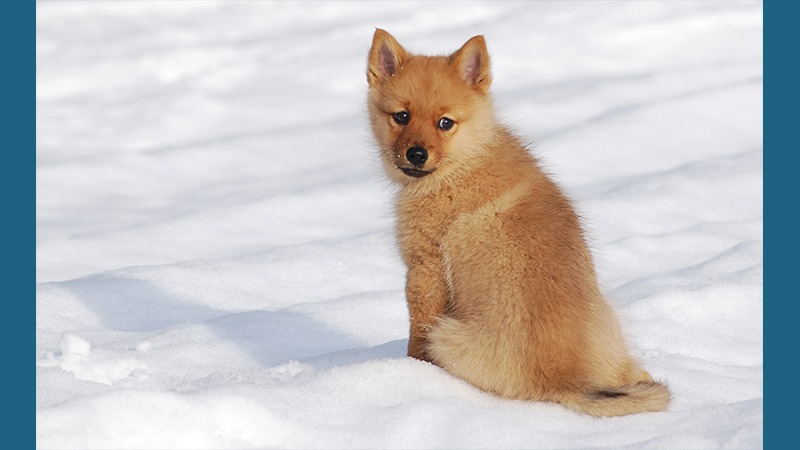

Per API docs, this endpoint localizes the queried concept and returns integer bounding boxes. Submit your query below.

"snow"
[35,1,762,448]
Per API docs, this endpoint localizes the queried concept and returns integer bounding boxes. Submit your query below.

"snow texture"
[36,1,762,448]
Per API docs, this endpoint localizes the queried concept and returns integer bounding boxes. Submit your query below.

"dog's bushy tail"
[561,381,670,417]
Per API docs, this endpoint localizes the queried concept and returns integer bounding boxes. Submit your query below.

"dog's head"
[366,29,497,188]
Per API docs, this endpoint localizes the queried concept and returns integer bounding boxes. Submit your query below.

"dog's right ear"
[367,29,409,86]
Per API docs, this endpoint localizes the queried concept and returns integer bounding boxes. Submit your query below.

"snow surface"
[36,1,763,448]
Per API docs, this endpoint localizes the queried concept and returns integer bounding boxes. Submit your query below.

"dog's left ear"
[449,36,492,93]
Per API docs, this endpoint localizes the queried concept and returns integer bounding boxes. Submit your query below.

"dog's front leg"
[404,260,449,362]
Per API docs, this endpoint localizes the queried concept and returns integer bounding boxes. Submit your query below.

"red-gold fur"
[367,29,669,417]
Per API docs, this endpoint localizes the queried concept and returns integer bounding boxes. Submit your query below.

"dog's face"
[367,29,496,187]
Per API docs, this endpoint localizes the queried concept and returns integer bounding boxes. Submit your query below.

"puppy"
[367,29,669,417]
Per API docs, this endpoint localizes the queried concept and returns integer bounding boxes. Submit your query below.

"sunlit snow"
[36,2,762,448]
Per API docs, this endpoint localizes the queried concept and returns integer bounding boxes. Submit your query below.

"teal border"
[20,1,33,448]
[764,0,785,447]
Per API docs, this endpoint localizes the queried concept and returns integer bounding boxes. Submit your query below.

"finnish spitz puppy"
[367,29,669,417]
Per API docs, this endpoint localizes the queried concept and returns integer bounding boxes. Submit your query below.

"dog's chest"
[395,186,486,259]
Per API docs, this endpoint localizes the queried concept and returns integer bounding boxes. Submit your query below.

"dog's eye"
[393,111,409,125]
[438,117,454,131]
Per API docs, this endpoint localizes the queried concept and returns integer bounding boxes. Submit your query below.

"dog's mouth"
[399,167,435,178]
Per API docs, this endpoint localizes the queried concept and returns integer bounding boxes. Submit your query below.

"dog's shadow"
[54,273,408,372]
[301,339,408,371]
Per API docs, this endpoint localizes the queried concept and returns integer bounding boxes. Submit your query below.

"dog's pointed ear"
[367,29,410,86]
[449,35,492,93]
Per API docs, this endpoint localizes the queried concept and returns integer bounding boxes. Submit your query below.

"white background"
[36,2,762,448]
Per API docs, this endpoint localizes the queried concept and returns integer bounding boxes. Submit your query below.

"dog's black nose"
[406,147,428,166]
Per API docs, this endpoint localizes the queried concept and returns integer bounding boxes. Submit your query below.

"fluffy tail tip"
[568,381,671,417]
